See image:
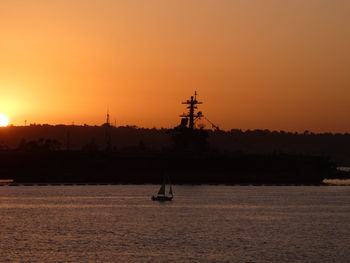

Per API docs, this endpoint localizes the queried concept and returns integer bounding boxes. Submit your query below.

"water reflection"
[0,185,350,262]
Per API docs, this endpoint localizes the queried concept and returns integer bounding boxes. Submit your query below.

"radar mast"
[180,91,203,130]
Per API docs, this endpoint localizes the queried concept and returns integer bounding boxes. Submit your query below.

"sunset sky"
[1,0,349,132]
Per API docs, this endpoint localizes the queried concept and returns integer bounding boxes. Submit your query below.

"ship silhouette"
[0,92,337,184]
[170,92,210,151]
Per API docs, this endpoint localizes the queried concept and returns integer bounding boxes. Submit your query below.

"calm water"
[0,184,350,263]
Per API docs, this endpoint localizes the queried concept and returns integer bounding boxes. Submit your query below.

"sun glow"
[0,113,9,127]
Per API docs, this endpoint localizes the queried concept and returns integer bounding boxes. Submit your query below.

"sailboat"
[152,176,173,201]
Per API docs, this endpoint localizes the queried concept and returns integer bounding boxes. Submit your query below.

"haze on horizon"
[1,0,349,132]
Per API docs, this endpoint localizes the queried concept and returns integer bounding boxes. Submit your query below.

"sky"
[0,0,350,132]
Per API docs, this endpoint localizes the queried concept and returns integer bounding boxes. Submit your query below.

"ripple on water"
[0,185,350,262]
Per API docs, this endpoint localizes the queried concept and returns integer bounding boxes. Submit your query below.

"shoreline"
[2,180,350,187]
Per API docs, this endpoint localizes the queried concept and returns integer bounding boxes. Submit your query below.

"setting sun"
[0,113,9,127]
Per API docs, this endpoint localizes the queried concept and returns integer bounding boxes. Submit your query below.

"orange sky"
[1,0,350,132]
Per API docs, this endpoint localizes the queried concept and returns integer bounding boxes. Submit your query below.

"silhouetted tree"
[0,141,8,150]
[17,138,61,151]
[82,138,99,152]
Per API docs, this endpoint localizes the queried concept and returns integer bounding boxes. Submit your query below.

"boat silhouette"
[152,175,173,201]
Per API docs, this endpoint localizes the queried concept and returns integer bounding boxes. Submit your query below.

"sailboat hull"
[152,195,173,201]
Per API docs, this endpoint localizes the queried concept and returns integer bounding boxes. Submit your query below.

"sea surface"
[0,183,350,263]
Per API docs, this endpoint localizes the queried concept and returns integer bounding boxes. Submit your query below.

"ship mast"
[180,91,203,130]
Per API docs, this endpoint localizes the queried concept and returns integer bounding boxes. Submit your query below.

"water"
[0,184,350,262]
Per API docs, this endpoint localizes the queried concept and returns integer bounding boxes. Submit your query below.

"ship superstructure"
[179,92,203,130]
[178,92,219,131]
[171,92,216,151]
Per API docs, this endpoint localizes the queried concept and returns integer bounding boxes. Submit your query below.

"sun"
[0,113,9,127]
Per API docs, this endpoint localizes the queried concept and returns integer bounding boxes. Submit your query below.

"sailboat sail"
[169,185,173,196]
[152,174,173,201]
[158,182,166,195]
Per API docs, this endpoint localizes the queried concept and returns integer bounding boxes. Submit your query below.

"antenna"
[106,107,110,126]
[105,108,111,151]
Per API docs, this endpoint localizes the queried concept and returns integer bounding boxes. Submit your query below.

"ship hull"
[0,151,335,184]
[152,195,173,201]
